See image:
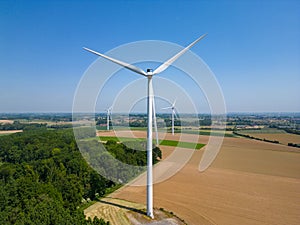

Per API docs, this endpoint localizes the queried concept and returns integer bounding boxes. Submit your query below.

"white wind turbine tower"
[152,96,159,145]
[105,107,112,130]
[83,34,206,219]
[162,99,178,135]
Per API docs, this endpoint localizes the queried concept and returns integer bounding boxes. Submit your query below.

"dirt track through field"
[96,131,300,225]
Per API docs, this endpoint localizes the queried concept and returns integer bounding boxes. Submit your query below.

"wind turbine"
[105,107,112,130]
[83,34,207,219]
[162,99,178,135]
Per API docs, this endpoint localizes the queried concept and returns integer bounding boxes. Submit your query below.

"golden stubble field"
[94,130,300,225]
[0,119,14,124]
[0,130,23,134]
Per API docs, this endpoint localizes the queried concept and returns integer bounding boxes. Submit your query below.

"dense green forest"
[0,128,161,224]
[79,139,161,184]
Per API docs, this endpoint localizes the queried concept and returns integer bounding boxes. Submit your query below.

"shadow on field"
[98,198,146,216]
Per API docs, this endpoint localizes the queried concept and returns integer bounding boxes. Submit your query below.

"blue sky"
[0,0,299,113]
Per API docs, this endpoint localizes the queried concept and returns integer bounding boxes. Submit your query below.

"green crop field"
[159,139,205,150]
[99,136,205,150]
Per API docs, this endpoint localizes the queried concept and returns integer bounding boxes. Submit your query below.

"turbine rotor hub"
[146,68,153,76]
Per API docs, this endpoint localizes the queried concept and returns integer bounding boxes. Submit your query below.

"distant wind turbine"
[105,107,112,131]
[162,99,178,135]
[83,33,207,219]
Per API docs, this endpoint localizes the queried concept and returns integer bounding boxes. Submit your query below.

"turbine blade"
[161,106,172,110]
[83,47,147,76]
[172,99,177,107]
[153,34,207,75]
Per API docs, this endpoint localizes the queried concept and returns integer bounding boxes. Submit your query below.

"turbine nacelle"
[146,69,154,76]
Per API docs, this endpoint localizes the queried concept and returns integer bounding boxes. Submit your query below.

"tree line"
[233,131,280,144]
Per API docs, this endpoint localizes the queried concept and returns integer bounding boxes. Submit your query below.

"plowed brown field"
[96,131,300,225]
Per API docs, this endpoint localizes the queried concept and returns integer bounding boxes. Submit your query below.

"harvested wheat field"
[0,130,23,134]
[85,197,187,225]
[92,130,300,225]
[0,119,14,124]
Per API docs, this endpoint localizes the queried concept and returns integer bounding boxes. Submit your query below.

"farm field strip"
[238,128,285,133]
[99,136,205,150]
[159,139,205,150]
[0,130,23,135]
[0,119,14,124]
[180,129,235,137]
[238,129,300,145]
[97,126,235,137]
